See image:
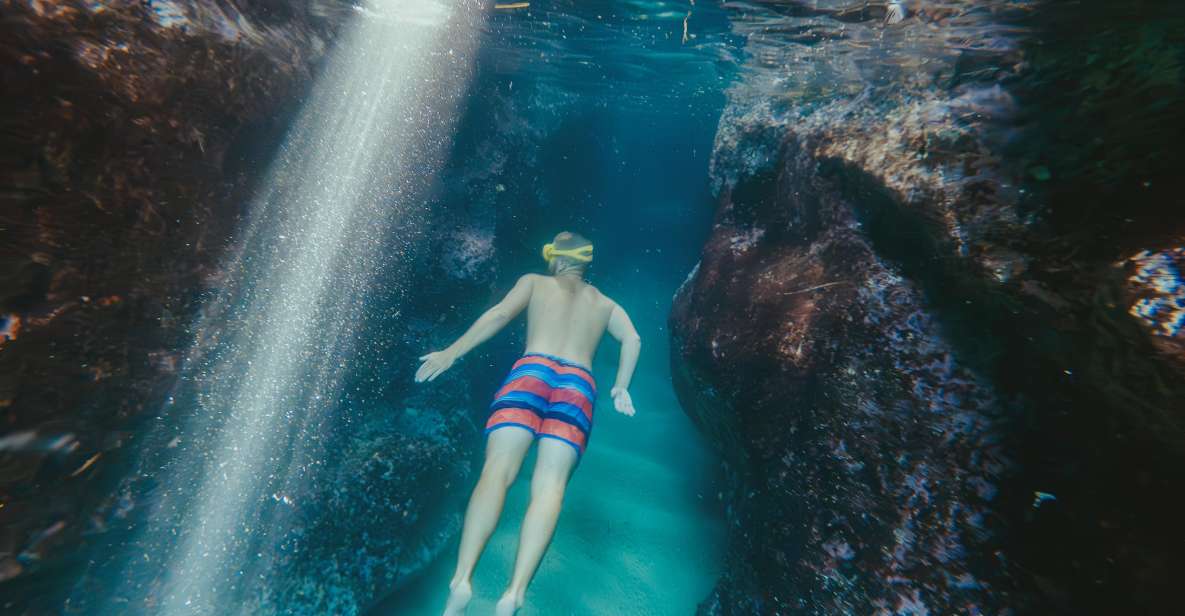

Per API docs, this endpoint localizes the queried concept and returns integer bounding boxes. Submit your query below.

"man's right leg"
[443,427,534,616]
[495,438,579,615]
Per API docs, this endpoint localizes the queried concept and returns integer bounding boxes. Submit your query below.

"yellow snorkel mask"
[542,242,594,264]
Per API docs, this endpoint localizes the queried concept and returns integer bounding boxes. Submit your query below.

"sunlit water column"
[104,1,485,613]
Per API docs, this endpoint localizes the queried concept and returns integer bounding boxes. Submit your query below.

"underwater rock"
[440,227,498,284]
[672,133,1015,615]
[677,0,1185,613]
[258,399,476,614]
[0,0,353,597]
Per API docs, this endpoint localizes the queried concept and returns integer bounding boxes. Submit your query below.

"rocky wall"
[0,1,364,600]
[672,1,1185,613]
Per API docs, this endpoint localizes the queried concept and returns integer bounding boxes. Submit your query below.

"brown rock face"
[673,0,1185,613]
[0,0,349,595]
[673,134,1014,615]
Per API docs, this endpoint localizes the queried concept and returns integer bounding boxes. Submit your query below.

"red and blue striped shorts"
[485,353,596,456]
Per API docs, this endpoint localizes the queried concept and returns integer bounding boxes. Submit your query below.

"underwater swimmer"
[416,231,641,616]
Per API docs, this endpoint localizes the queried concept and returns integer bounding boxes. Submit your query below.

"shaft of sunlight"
[102,1,486,613]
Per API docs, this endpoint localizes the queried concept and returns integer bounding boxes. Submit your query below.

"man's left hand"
[610,387,636,416]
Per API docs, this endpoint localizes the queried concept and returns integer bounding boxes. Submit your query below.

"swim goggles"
[541,243,594,264]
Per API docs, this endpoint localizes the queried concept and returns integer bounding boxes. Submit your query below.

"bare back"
[522,275,615,368]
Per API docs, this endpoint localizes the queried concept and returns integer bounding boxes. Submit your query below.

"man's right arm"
[607,302,641,416]
[415,274,535,383]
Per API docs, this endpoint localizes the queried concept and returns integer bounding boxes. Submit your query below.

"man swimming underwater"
[415,231,641,616]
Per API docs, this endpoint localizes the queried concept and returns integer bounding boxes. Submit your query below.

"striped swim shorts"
[485,352,596,456]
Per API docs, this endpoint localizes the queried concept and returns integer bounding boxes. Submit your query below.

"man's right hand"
[415,349,457,383]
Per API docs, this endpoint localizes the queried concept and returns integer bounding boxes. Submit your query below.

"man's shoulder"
[519,273,553,298]
[518,273,546,286]
[587,285,618,309]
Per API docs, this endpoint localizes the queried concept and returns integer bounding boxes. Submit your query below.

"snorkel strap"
[542,243,594,264]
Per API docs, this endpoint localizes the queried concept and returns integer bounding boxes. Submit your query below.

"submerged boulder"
[674,0,1185,613]
[258,395,477,614]
[672,133,1015,615]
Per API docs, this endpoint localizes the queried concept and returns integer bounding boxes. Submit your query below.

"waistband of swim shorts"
[521,352,593,374]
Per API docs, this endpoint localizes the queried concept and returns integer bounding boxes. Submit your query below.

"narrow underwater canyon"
[2,1,1184,615]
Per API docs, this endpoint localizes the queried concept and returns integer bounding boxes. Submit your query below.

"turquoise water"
[389,56,731,610]
[391,280,725,614]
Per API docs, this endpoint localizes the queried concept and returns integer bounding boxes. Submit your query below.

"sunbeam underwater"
[77,1,485,612]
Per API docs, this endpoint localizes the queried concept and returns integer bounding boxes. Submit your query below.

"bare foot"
[442,579,472,616]
[494,591,523,616]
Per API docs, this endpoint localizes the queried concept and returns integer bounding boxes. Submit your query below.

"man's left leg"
[495,438,578,615]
